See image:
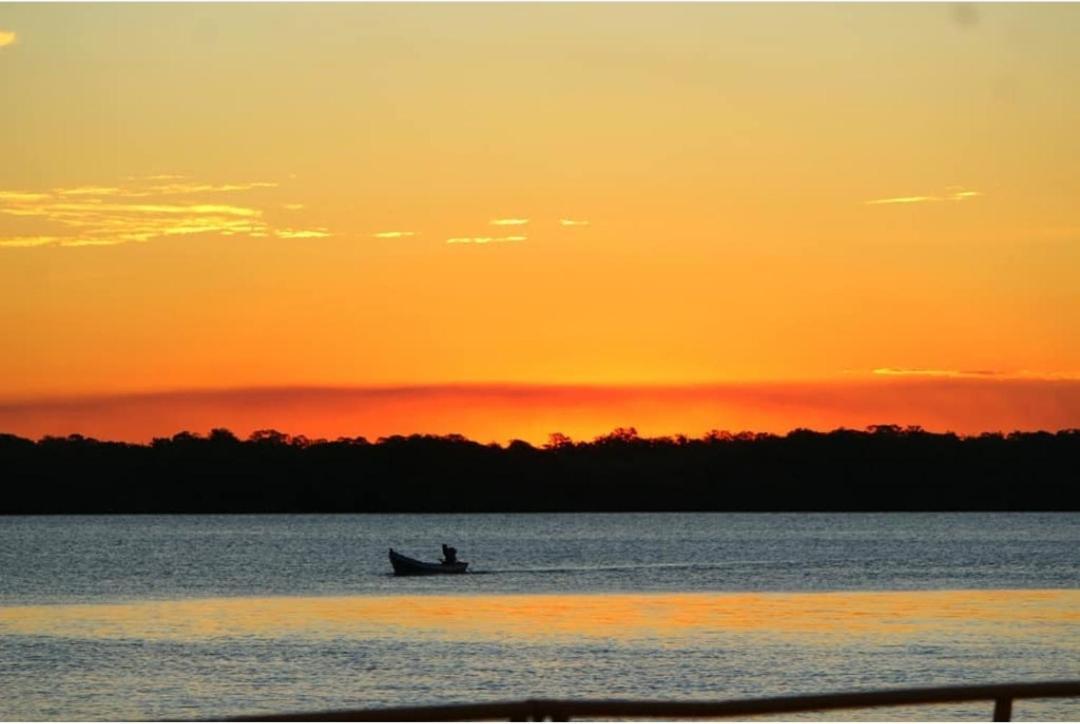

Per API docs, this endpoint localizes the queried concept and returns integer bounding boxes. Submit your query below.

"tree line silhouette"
[1,425,1076,513]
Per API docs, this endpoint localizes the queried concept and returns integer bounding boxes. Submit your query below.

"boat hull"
[389,549,469,576]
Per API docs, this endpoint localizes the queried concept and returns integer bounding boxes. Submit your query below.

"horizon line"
[3,379,1077,446]
[5,375,1080,407]
[6,424,1079,447]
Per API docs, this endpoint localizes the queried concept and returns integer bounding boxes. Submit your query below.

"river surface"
[0,513,1077,720]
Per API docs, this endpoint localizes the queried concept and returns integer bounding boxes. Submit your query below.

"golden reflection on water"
[1,590,1076,643]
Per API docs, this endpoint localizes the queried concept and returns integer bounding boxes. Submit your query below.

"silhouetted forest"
[1,426,1077,513]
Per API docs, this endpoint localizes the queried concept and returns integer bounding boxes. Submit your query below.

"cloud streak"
[446,236,527,245]
[275,229,331,239]
[865,187,982,206]
[50,181,279,199]
[0,192,49,203]
[560,219,591,227]
[873,367,1000,378]
[0,236,68,248]
[872,367,1077,381]
[0,176,329,248]
[373,231,416,239]
[490,218,530,226]
[127,174,187,182]
[0,30,15,48]
[865,196,937,206]
[54,186,122,197]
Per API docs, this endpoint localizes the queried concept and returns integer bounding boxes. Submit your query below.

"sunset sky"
[2,3,1078,442]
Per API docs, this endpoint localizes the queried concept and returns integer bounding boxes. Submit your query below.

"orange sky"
[2,380,1077,445]
[1,4,1078,441]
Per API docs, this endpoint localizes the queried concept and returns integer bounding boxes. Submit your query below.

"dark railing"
[229,680,1080,722]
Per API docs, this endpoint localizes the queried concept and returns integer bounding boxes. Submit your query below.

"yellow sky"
[1,4,1078,435]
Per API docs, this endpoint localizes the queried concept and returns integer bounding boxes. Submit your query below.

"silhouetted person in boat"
[441,544,458,565]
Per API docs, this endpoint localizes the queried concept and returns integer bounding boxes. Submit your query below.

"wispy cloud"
[865,196,938,206]
[870,367,1079,381]
[872,367,1000,378]
[447,236,527,245]
[142,181,278,196]
[275,229,331,239]
[51,202,261,217]
[559,219,591,227]
[0,191,50,203]
[0,176,330,248]
[51,181,278,199]
[59,238,129,248]
[0,30,16,48]
[0,236,69,248]
[865,187,983,206]
[282,203,305,211]
[490,218,530,226]
[373,231,416,239]
[126,174,187,182]
[53,186,123,197]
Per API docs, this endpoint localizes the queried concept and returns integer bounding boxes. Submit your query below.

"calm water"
[0,513,1077,720]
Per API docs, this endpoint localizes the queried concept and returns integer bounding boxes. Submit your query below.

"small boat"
[389,548,469,576]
